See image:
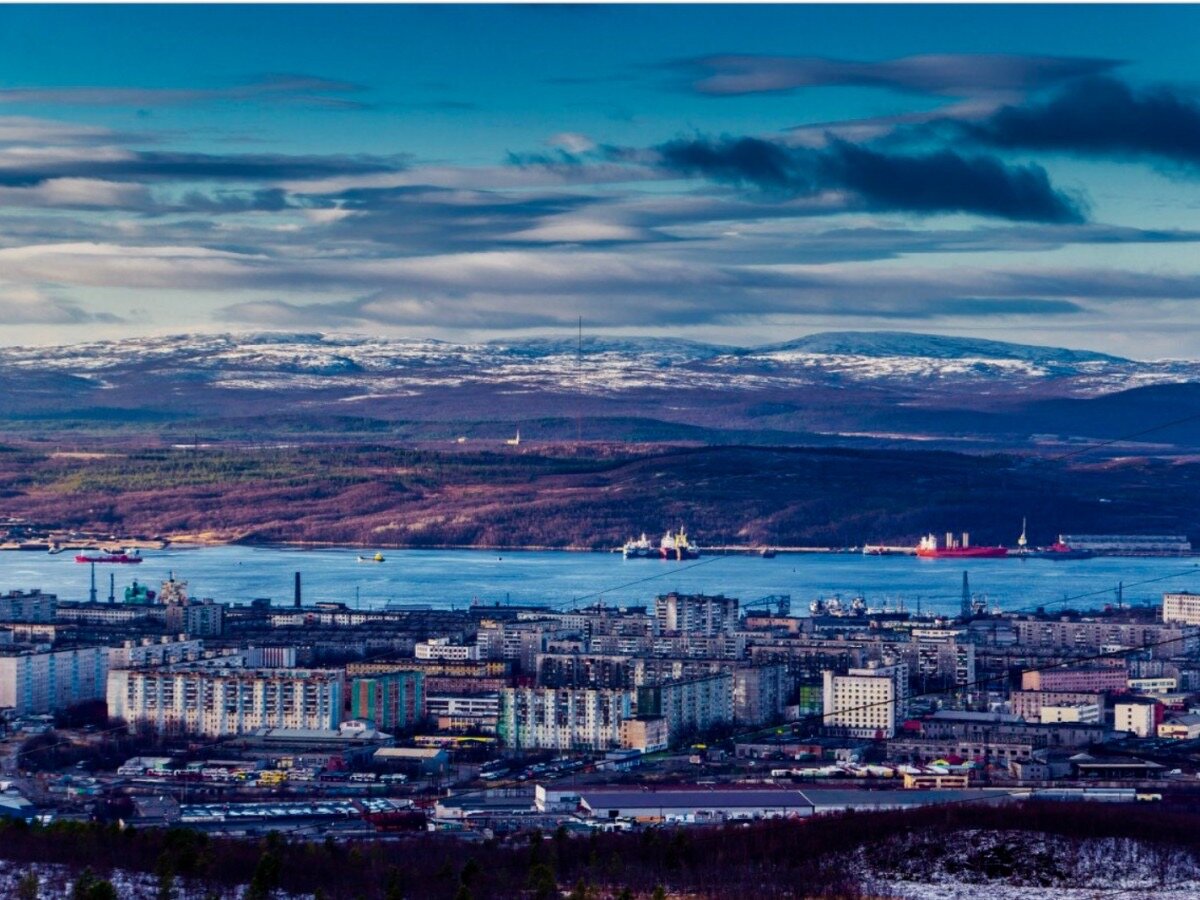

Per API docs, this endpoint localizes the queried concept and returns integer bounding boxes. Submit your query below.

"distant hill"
[0,330,1197,454]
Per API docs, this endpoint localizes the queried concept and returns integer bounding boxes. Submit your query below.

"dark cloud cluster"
[965,77,1200,166]
[652,136,1083,223]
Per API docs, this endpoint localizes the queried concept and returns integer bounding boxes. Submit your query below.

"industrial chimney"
[294,571,301,608]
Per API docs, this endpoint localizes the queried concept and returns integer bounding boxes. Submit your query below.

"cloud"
[817,140,1084,223]
[966,77,1200,166]
[547,132,596,153]
[0,147,404,189]
[0,116,127,146]
[0,74,371,110]
[0,285,122,324]
[679,53,1120,97]
[0,178,151,209]
[652,135,1085,222]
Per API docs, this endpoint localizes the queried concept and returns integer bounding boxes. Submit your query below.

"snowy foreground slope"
[862,830,1200,900]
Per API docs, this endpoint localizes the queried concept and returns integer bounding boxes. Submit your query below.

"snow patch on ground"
[860,829,1200,900]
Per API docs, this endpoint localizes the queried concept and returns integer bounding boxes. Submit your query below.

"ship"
[1013,519,1094,560]
[1033,536,1095,560]
[75,548,142,564]
[915,532,1007,559]
[621,534,653,559]
[660,527,700,560]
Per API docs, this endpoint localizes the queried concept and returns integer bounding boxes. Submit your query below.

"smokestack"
[962,532,970,548]
[294,571,301,608]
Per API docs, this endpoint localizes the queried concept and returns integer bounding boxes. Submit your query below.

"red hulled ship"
[915,532,1007,559]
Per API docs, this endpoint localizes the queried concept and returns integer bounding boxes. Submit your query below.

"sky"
[2,4,1200,357]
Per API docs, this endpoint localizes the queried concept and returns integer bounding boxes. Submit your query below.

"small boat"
[75,548,142,564]
[357,552,386,563]
[760,547,777,559]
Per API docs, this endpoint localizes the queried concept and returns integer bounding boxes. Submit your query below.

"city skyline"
[2,5,1200,357]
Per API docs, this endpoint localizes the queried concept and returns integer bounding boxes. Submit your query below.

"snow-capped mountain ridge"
[1,330,1195,395]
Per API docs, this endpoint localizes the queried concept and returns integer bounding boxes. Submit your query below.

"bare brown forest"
[1,442,1197,549]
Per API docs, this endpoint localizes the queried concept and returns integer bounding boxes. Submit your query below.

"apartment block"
[1114,700,1159,738]
[636,672,734,742]
[1011,690,1106,722]
[733,664,787,725]
[0,645,108,715]
[1163,592,1200,626]
[1021,666,1129,694]
[107,666,342,737]
[822,662,909,739]
[349,670,424,731]
[0,590,56,623]
[498,687,632,751]
[654,593,739,636]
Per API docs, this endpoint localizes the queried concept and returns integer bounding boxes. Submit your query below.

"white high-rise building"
[1163,592,1200,626]
[1114,701,1158,738]
[107,665,342,737]
[822,662,909,738]
[498,687,632,750]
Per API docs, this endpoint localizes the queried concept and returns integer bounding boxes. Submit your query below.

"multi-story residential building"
[108,637,205,669]
[1010,690,1106,722]
[619,716,669,753]
[654,593,739,636]
[1039,703,1101,724]
[415,638,481,662]
[1021,665,1129,693]
[1163,592,1200,626]
[0,590,56,623]
[1114,700,1160,737]
[1128,676,1177,694]
[107,665,342,737]
[537,653,636,689]
[1014,617,1195,657]
[906,629,976,687]
[164,599,224,637]
[822,662,909,739]
[636,672,734,742]
[749,640,873,682]
[497,687,632,751]
[426,693,500,732]
[349,670,424,732]
[0,644,108,715]
[733,665,787,725]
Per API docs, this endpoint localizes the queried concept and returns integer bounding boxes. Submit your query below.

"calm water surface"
[1,546,1198,618]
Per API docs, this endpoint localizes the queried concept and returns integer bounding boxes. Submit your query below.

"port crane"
[741,594,792,617]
